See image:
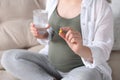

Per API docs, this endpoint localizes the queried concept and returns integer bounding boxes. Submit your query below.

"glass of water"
[33,9,48,34]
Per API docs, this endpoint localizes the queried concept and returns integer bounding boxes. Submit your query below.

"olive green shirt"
[48,8,84,72]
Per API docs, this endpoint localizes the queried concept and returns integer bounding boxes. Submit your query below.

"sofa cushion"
[0,70,18,80]
[0,0,45,22]
[0,19,39,50]
[0,0,45,71]
[0,0,46,50]
[0,19,39,69]
[0,51,4,69]
[108,51,120,80]
[28,45,45,53]
[110,0,120,50]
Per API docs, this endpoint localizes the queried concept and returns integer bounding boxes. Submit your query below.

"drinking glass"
[33,9,48,34]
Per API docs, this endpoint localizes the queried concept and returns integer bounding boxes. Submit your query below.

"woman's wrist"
[77,45,93,63]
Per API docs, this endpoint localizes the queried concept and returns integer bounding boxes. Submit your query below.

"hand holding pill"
[59,27,83,55]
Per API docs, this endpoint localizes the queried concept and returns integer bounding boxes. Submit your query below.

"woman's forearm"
[78,46,93,63]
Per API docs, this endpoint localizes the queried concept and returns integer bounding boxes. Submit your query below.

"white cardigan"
[37,0,114,79]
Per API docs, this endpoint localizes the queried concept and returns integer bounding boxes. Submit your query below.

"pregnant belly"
[48,41,84,72]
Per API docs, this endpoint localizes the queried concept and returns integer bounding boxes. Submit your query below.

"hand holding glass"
[33,9,48,34]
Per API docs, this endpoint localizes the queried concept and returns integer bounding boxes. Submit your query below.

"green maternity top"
[48,8,84,72]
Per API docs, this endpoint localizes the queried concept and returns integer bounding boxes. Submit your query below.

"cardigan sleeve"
[82,0,114,68]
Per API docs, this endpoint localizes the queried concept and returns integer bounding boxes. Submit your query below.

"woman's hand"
[59,27,83,55]
[30,23,50,39]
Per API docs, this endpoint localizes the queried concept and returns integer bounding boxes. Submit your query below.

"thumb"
[59,30,66,40]
[45,24,50,29]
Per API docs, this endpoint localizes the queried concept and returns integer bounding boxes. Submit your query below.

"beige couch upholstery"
[0,0,45,80]
[0,0,120,80]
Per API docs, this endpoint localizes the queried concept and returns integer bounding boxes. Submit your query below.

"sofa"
[0,0,120,80]
[0,0,45,80]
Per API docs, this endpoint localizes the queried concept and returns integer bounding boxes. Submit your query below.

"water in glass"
[33,9,48,34]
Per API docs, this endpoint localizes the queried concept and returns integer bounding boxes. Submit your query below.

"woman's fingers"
[59,27,72,39]
[68,35,80,43]
[30,23,37,31]
[45,24,50,29]
[60,27,73,32]
[30,23,50,39]
[59,31,66,39]
[70,37,79,44]
[59,27,82,44]
[67,32,81,44]
[30,23,39,36]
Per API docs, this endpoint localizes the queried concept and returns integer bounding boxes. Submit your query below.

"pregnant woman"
[1,0,113,80]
